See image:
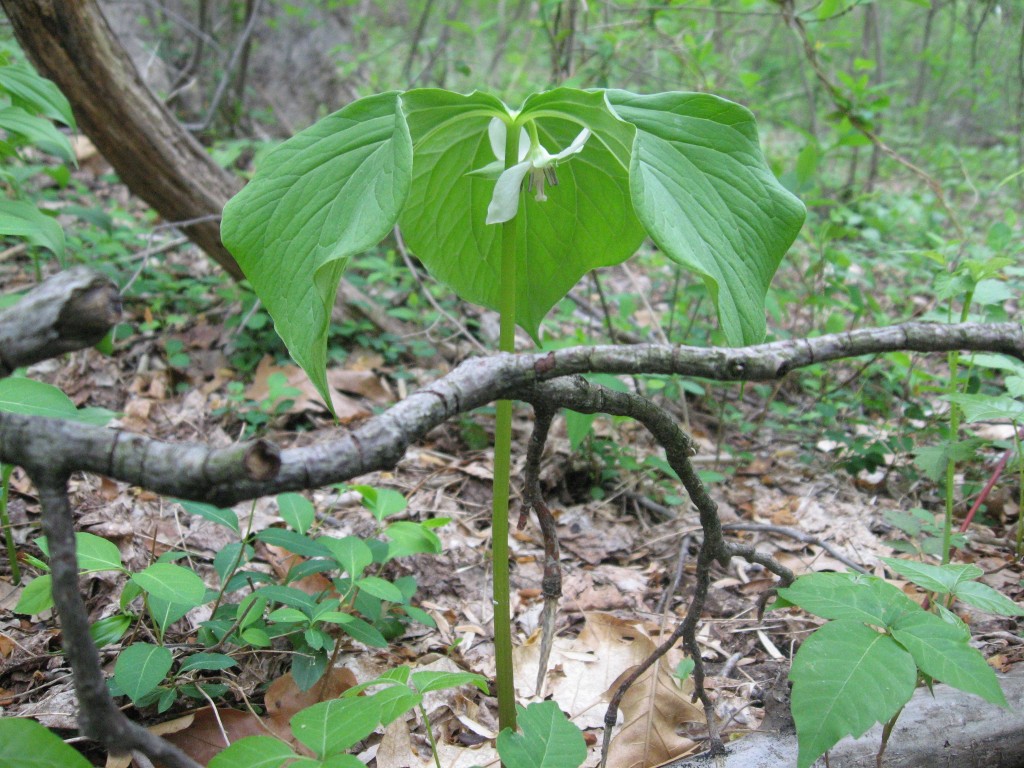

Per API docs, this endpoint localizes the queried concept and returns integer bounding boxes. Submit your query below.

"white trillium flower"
[482,118,592,225]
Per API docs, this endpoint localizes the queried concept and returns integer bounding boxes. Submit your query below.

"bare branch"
[0,267,121,377]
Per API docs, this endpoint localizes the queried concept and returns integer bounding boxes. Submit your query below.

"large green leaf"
[221,92,413,411]
[890,611,1007,707]
[606,90,805,345]
[880,557,983,596]
[208,735,297,768]
[131,563,206,606]
[496,701,587,768]
[291,697,381,757]
[114,642,173,704]
[0,718,91,768]
[0,376,114,424]
[790,620,917,768]
[399,87,645,340]
[945,393,1024,424]
[777,572,920,628]
[952,580,1024,617]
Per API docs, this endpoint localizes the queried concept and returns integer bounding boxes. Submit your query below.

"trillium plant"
[221,86,804,734]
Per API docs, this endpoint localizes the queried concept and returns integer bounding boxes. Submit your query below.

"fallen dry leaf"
[327,368,393,404]
[604,660,704,768]
[246,356,369,422]
[258,540,336,596]
[264,667,358,720]
[514,612,659,728]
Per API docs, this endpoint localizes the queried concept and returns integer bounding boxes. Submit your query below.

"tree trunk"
[0,0,244,280]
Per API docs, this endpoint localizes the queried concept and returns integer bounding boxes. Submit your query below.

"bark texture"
[0,0,244,279]
[0,266,121,375]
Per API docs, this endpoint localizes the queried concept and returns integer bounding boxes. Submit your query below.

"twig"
[722,522,869,574]
[519,404,560,696]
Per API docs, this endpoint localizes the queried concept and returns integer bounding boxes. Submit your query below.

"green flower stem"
[492,120,521,733]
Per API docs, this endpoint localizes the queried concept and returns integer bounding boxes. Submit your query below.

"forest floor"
[0,173,1022,768]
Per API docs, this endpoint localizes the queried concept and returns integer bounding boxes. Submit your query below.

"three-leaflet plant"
[775,560,1022,768]
[220,86,804,734]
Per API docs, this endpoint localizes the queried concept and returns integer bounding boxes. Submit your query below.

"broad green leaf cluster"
[221,86,804,410]
[777,566,1020,768]
[0,57,76,261]
[14,486,442,711]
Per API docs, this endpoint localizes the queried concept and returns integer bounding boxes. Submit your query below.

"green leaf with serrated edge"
[222,91,412,413]
[953,580,1024,616]
[0,718,91,768]
[411,670,490,695]
[399,87,645,340]
[278,493,315,534]
[319,535,373,578]
[605,90,805,345]
[339,615,388,648]
[790,620,917,768]
[208,735,297,768]
[131,563,206,606]
[890,611,1008,707]
[777,572,920,628]
[175,499,240,534]
[291,697,382,757]
[177,652,237,673]
[114,643,173,704]
[73,532,124,572]
[497,701,587,768]
[355,576,405,602]
[14,574,52,615]
[880,557,983,596]
[945,393,1024,423]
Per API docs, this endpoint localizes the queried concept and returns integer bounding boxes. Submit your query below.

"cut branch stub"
[0,267,121,377]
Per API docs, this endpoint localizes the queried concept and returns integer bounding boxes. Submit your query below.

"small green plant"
[14,486,443,713]
[0,50,76,275]
[211,373,303,437]
[776,559,1023,768]
[883,507,968,558]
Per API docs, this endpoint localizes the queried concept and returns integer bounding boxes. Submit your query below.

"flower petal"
[486,160,531,224]
[488,118,506,161]
[552,127,591,161]
[487,119,530,162]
